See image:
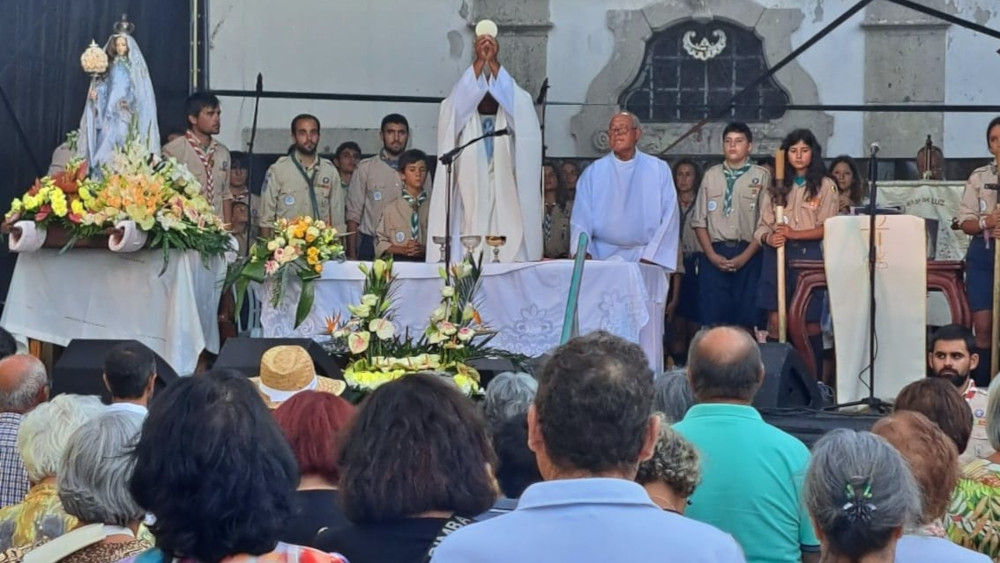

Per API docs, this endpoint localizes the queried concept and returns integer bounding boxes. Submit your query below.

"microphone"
[869,142,880,156]
[488,128,511,138]
[255,73,263,93]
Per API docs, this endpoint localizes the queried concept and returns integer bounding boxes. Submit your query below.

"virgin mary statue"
[79,16,160,174]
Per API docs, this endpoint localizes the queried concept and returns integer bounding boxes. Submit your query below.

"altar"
[1,249,227,375]
[261,260,668,370]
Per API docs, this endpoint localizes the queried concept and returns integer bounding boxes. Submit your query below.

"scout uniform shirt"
[962,380,994,464]
[259,152,346,232]
[754,177,840,242]
[678,199,700,255]
[346,151,432,237]
[691,163,770,244]
[375,189,430,258]
[163,133,232,217]
[959,163,1000,223]
[542,202,573,259]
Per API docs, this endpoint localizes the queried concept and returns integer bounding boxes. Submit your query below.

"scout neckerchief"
[380,149,400,171]
[722,159,752,216]
[543,205,554,240]
[185,131,216,204]
[291,151,321,219]
[400,188,426,239]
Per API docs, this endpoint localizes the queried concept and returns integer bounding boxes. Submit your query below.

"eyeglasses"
[608,127,636,136]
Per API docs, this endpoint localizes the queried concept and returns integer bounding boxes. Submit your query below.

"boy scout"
[375,149,430,261]
[347,114,430,260]
[163,92,233,224]
[259,114,345,237]
[690,122,770,329]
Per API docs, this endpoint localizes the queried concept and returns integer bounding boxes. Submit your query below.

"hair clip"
[842,481,876,523]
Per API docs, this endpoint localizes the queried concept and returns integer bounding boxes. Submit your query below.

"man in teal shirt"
[674,327,820,563]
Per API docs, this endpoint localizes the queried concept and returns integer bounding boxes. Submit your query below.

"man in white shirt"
[570,112,679,271]
[103,342,157,417]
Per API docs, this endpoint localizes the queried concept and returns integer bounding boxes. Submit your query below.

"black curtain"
[0,0,191,309]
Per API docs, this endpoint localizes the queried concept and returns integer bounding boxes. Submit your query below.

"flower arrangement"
[423,255,493,365]
[325,258,487,399]
[4,159,89,229]
[232,216,344,328]
[2,124,231,267]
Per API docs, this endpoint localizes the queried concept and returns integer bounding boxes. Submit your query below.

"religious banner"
[876,181,969,261]
[826,215,926,403]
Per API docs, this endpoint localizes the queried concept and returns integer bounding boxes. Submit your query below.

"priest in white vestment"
[570,112,680,271]
[425,33,542,263]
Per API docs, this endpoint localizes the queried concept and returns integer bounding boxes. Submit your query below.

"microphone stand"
[828,145,890,412]
[437,128,509,273]
[244,73,263,256]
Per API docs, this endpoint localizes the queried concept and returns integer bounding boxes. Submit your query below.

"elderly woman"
[947,375,1000,559]
[273,390,356,547]
[314,373,497,563]
[805,429,921,562]
[652,370,695,423]
[117,370,348,563]
[872,411,989,562]
[482,372,537,429]
[21,412,150,563]
[0,395,104,550]
[636,412,699,514]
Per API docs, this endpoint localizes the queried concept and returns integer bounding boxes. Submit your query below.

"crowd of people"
[2,324,1000,562]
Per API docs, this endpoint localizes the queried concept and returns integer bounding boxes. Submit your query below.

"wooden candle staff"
[987,182,1000,378]
[775,148,787,343]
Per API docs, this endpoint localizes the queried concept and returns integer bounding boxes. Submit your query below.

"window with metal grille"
[619,21,790,122]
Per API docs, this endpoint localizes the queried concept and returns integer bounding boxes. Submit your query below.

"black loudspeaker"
[214,338,343,380]
[753,343,822,410]
[467,356,521,389]
[52,340,178,404]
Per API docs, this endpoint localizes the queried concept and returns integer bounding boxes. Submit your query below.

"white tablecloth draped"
[261,259,668,369]
[1,249,226,375]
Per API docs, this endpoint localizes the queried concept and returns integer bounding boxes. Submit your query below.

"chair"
[235,281,264,338]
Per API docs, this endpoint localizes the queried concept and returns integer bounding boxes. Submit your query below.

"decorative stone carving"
[570,0,832,158]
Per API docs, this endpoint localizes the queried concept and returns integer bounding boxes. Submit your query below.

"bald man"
[0,355,49,508]
[674,327,819,563]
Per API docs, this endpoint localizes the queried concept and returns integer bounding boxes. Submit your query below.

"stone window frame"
[570,0,832,158]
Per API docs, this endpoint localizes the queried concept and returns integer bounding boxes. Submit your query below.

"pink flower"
[264,260,279,276]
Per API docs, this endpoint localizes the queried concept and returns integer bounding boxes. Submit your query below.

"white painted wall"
[207,0,1000,158]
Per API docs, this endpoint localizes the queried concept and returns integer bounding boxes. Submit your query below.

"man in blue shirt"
[674,326,820,563]
[432,331,744,563]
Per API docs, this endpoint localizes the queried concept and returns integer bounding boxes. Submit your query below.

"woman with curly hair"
[313,372,497,563]
[635,412,700,515]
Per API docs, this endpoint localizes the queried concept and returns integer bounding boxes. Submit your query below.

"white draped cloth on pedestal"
[425,66,542,263]
[569,151,680,271]
[826,215,926,402]
[1,249,225,375]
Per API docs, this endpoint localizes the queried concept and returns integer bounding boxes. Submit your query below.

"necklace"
[647,492,685,514]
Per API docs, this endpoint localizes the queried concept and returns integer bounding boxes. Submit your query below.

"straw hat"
[250,345,346,409]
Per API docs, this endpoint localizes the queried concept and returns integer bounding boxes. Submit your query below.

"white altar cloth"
[1,250,226,375]
[261,260,668,369]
